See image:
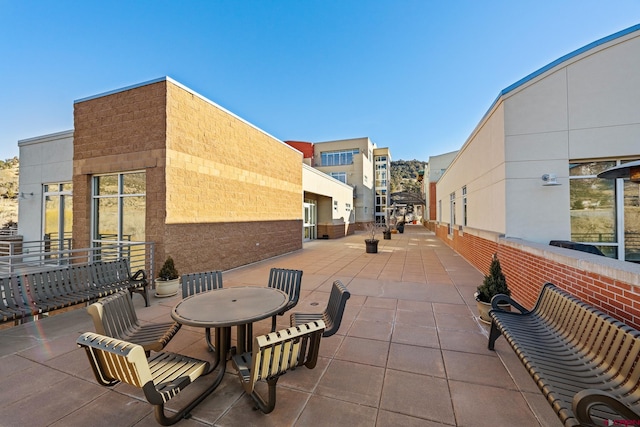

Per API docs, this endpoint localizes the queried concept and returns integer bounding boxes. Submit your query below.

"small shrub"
[365,222,378,242]
[158,256,179,280]
[475,253,510,303]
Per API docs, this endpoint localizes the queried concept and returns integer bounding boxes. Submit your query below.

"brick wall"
[73,81,167,250]
[73,78,303,275]
[164,220,301,273]
[434,223,640,330]
[317,223,353,239]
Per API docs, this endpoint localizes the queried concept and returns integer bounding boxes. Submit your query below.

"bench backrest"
[92,260,124,287]
[267,268,302,308]
[0,276,31,318]
[67,264,94,293]
[22,268,70,303]
[181,271,223,298]
[248,320,324,390]
[87,290,139,337]
[534,283,640,393]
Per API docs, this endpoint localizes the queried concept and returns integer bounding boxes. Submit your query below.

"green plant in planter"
[158,256,179,281]
[475,253,510,303]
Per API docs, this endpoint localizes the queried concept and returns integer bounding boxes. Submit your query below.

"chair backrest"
[87,290,139,337]
[181,271,223,298]
[248,320,324,391]
[267,268,302,307]
[77,331,151,388]
[323,280,351,337]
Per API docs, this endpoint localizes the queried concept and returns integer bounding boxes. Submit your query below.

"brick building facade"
[73,78,302,274]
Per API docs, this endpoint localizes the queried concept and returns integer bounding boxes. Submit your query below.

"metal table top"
[171,286,288,328]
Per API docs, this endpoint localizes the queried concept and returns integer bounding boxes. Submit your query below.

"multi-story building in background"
[286,138,391,228]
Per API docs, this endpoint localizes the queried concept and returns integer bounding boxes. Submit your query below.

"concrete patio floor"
[0,225,562,426]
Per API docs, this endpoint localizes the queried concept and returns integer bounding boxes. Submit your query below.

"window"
[321,149,359,166]
[449,192,456,235]
[43,182,73,252]
[462,186,467,226]
[569,160,640,262]
[92,171,146,249]
[329,172,347,183]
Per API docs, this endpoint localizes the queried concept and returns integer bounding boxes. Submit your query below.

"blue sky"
[1,1,639,162]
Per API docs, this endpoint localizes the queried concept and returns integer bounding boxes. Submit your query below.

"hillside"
[0,157,19,228]
[391,159,426,193]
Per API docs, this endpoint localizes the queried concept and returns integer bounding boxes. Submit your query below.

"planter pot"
[365,239,379,253]
[155,278,179,297]
[475,297,511,324]
[383,231,391,240]
[397,224,404,233]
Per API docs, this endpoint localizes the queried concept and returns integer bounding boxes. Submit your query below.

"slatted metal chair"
[87,290,180,356]
[267,268,303,331]
[231,320,325,414]
[290,280,350,337]
[181,271,224,352]
[77,332,217,426]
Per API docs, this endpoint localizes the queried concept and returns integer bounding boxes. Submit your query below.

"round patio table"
[171,286,288,386]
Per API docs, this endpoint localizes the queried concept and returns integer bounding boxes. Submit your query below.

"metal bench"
[231,320,325,414]
[488,282,640,426]
[87,290,180,356]
[290,279,350,337]
[267,268,303,331]
[92,258,149,306]
[77,332,218,426]
[0,259,149,325]
[181,270,224,352]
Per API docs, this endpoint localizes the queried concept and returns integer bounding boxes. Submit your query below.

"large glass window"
[43,182,73,253]
[329,172,347,183]
[570,162,616,256]
[321,149,359,166]
[92,172,146,258]
[569,160,640,262]
[624,176,640,263]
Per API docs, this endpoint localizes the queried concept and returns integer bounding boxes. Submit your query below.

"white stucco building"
[435,23,640,262]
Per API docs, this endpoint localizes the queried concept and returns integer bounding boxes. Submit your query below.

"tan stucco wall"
[313,137,375,223]
[437,103,507,235]
[165,81,302,224]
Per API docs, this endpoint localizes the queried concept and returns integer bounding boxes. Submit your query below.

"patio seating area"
[0,226,561,426]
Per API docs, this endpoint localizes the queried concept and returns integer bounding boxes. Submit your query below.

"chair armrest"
[573,388,640,425]
[490,293,529,314]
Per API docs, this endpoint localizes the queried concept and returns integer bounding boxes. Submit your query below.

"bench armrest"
[131,269,146,282]
[573,388,640,425]
[491,293,529,314]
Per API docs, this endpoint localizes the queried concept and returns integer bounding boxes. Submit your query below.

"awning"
[597,160,640,182]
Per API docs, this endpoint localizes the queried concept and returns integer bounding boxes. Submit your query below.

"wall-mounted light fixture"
[541,173,561,186]
[19,192,34,198]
